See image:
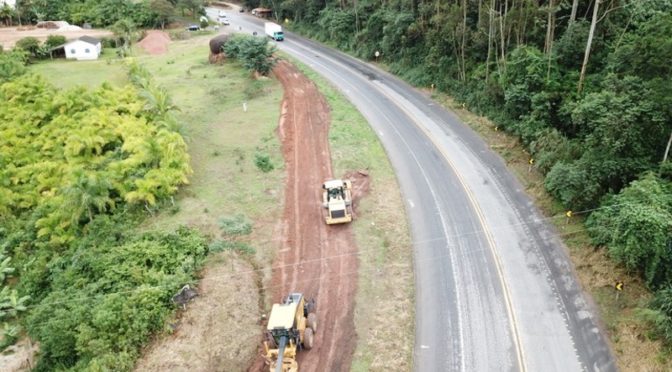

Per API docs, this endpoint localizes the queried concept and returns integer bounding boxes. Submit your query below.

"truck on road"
[264,22,284,41]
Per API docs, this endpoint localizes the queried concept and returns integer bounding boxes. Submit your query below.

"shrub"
[44,35,66,50]
[25,227,208,370]
[14,37,40,58]
[254,152,274,172]
[218,214,253,236]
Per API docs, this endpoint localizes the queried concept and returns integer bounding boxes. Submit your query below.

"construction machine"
[264,293,317,372]
[322,179,353,224]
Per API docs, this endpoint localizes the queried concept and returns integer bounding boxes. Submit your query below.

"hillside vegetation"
[0,50,206,370]
[250,0,672,346]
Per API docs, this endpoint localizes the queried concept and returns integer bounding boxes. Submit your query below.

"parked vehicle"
[186,24,200,31]
[264,22,284,41]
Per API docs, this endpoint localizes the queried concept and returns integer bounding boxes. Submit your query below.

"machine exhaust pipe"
[275,336,288,372]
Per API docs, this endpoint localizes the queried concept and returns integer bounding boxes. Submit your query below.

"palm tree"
[61,170,115,224]
[0,4,14,26]
[111,18,136,54]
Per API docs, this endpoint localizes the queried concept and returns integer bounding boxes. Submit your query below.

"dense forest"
[242,0,672,342]
[0,0,206,28]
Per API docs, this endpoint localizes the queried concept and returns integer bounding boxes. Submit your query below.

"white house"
[64,36,101,61]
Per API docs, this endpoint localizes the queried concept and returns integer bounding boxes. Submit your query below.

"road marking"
[420,344,430,349]
[378,130,384,137]
[408,199,415,208]
[374,82,528,372]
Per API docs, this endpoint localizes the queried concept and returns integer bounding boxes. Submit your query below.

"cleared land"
[288,57,415,371]
[0,26,112,49]
[29,49,126,89]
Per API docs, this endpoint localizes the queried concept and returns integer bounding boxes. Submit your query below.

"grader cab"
[264,293,317,372]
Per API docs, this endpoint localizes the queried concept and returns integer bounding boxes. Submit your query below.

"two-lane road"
[211,8,616,371]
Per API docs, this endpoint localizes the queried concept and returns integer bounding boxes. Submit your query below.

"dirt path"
[260,61,359,371]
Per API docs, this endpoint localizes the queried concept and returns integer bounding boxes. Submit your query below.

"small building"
[64,36,101,61]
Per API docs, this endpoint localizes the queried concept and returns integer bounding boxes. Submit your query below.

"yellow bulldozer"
[264,293,317,372]
[322,179,353,224]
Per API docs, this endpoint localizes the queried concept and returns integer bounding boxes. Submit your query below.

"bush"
[14,37,40,58]
[44,35,66,50]
[25,226,208,370]
[587,173,672,288]
[224,35,277,76]
[218,214,253,236]
[0,50,27,82]
[254,152,274,172]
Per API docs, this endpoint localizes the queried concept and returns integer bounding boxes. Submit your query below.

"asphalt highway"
[209,7,617,372]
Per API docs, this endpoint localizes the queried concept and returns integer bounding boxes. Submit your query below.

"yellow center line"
[375,83,527,372]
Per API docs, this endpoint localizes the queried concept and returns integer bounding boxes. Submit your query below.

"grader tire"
[307,313,317,332]
[303,328,314,350]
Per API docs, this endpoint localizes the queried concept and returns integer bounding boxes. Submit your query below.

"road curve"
[211,8,617,372]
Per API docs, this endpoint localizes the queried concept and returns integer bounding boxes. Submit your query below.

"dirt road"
[264,61,360,371]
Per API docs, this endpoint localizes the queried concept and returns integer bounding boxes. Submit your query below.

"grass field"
[30,48,127,89]
[134,35,285,369]
[288,54,415,371]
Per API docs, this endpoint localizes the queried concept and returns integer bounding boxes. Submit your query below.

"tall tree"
[149,0,175,29]
[578,0,600,93]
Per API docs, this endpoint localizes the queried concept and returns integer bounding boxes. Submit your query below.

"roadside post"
[615,280,624,300]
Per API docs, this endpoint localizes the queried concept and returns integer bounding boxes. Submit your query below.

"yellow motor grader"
[264,293,317,372]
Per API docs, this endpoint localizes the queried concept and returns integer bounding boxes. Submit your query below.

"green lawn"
[30,48,127,89]
[133,34,285,369]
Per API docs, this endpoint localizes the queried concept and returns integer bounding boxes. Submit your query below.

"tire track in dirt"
[261,61,359,371]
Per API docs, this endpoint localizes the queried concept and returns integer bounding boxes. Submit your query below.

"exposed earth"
[256,60,364,371]
[137,30,171,55]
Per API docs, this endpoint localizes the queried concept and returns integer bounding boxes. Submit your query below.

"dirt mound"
[138,30,171,55]
[344,170,370,218]
[251,61,359,371]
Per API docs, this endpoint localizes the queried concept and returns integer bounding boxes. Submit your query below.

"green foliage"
[209,240,255,255]
[148,0,175,29]
[224,35,278,76]
[25,225,208,370]
[44,35,66,50]
[218,214,252,236]
[0,72,191,245]
[0,323,20,351]
[200,17,209,29]
[587,173,672,288]
[641,286,672,345]
[254,152,274,172]
[15,37,40,58]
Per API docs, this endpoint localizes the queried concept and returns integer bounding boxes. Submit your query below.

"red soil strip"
[251,61,360,371]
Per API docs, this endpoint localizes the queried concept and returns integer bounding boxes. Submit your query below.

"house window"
[70,49,76,54]
[85,48,90,53]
